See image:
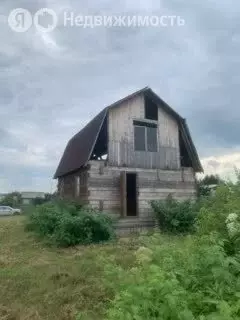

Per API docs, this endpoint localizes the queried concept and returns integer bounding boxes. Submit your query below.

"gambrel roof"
[54,87,203,178]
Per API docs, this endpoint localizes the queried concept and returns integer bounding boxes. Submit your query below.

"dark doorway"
[126,173,137,216]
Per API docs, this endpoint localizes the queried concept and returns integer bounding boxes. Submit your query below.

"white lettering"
[83,16,94,28]
[149,16,159,27]
[63,11,74,27]
[113,15,126,27]
[168,15,177,26]
[74,15,83,27]
[103,15,113,27]
[94,15,103,27]
[137,16,150,27]
[177,16,185,26]
[127,16,137,27]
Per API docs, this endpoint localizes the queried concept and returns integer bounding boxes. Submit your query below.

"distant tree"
[0,192,22,207]
[32,193,57,206]
[196,174,225,197]
[44,193,56,201]
[200,174,224,186]
[32,197,45,206]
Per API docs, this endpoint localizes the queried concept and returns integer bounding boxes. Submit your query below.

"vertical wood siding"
[108,94,180,169]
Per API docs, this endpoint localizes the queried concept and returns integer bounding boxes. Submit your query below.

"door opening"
[126,173,137,217]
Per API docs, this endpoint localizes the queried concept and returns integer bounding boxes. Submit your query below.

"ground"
[0,216,138,320]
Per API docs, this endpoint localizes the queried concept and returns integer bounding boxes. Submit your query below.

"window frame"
[134,121,158,152]
[134,125,146,152]
[146,126,158,152]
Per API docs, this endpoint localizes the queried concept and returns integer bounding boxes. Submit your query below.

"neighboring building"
[21,192,45,205]
[54,87,203,234]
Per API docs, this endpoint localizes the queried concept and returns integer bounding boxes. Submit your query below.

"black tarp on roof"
[54,87,203,178]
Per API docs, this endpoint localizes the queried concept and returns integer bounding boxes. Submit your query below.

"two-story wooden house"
[54,87,203,233]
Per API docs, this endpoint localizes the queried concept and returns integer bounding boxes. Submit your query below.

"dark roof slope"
[54,87,203,178]
[54,108,107,178]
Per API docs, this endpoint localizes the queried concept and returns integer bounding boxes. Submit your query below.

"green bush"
[197,185,231,235]
[151,196,198,234]
[102,234,240,320]
[25,200,115,247]
[197,184,240,235]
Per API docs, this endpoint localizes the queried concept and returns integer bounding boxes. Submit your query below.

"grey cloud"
[0,128,26,150]
[0,0,240,191]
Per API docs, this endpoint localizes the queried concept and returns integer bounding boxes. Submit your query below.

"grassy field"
[1,188,238,319]
[0,216,140,320]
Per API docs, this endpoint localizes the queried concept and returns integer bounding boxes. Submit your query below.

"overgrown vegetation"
[104,233,240,320]
[2,174,240,319]
[25,200,115,247]
[100,174,240,320]
[151,195,198,233]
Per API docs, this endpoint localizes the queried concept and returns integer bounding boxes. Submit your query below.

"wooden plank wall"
[109,141,179,169]
[59,161,196,223]
[58,168,89,204]
[108,94,181,170]
[87,161,196,220]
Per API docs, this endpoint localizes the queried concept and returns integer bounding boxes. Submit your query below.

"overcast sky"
[0,0,239,192]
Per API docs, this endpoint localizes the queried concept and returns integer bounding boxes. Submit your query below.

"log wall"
[58,168,89,204]
[58,161,197,232]
[87,161,196,221]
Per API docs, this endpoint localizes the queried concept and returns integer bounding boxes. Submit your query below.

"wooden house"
[54,87,203,234]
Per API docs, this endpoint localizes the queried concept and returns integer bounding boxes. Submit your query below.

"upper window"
[146,126,158,152]
[134,126,146,151]
[145,97,158,121]
[134,121,158,152]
